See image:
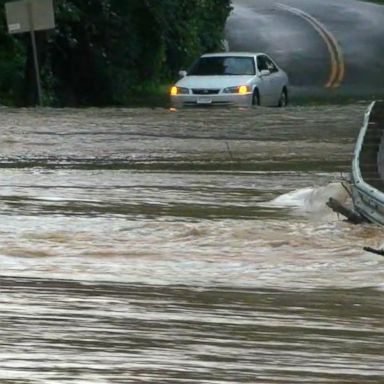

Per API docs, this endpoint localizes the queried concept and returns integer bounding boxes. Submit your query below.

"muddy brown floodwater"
[0,104,382,383]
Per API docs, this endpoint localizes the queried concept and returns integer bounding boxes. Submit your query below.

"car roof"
[200,52,264,58]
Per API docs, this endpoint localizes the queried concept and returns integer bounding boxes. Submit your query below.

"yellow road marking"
[276,3,345,88]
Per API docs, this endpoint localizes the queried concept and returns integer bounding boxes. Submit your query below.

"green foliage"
[361,0,384,4]
[0,0,232,106]
[148,0,232,76]
[0,0,26,105]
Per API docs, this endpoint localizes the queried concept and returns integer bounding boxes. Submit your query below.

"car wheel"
[277,88,288,107]
[252,89,260,106]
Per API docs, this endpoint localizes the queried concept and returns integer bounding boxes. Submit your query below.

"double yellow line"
[277,3,345,88]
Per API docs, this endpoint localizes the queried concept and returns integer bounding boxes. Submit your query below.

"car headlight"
[170,86,189,95]
[223,85,251,94]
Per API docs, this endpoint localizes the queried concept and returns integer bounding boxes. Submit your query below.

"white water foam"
[269,182,350,217]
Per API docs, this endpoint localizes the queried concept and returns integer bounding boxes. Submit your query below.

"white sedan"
[170,52,289,108]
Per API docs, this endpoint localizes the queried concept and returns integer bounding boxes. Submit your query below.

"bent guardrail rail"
[351,100,384,224]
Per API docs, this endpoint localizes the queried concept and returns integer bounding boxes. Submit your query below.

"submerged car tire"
[277,88,288,107]
[252,89,260,106]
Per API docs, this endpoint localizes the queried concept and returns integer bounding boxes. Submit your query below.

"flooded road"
[0,105,383,383]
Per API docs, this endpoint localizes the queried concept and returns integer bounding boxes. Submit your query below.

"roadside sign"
[5,0,56,106]
[5,0,55,34]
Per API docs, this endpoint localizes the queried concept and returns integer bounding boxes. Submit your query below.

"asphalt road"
[226,0,384,93]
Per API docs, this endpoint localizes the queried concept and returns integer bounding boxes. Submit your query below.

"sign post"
[5,0,55,106]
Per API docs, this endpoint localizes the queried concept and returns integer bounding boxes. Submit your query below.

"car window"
[264,56,278,73]
[189,57,255,76]
[257,56,268,72]
[258,55,278,73]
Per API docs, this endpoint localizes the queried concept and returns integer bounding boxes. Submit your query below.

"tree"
[0,0,232,106]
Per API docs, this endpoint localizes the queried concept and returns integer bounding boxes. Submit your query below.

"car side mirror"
[260,69,270,77]
[178,70,187,77]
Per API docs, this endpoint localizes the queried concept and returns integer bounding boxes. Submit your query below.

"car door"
[263,55,284,104]
[256,55,273,105]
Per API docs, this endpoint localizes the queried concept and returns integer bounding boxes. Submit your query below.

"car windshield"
[188,56,255,76]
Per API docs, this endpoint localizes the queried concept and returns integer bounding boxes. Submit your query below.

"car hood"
[176,75,255,89]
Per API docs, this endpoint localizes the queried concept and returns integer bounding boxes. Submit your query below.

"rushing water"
[0,104,383,383]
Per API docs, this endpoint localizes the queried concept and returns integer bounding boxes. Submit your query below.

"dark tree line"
[0,0,232,106]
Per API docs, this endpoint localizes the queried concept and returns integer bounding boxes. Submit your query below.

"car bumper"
[171,93,253,108]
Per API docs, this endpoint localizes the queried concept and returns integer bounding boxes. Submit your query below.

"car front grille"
[192,89,220,95]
